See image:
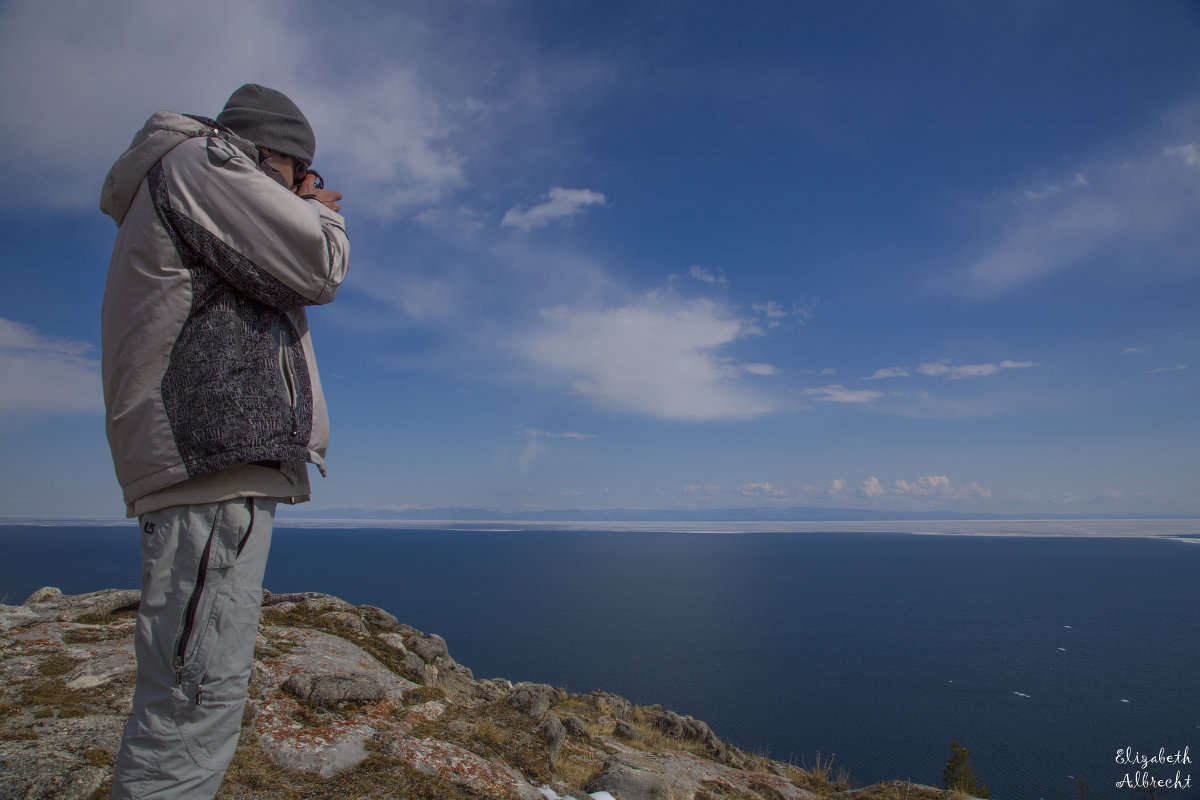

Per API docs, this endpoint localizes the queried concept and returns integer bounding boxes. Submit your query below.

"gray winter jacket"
[100,110,350,509]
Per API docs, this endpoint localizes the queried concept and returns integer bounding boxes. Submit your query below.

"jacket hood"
[99,110,258,226]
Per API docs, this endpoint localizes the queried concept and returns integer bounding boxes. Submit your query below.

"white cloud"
[688,265,727,285]
[519,427,596,440]
[0,1,474,217]
[1119,346,1148,355]
[306,70,466,217]
[738,482,789,499]
[684,484,724,495]
[1146,364,1186,374]
[859,476,886,498]
[958,127,1200,295]
[803,384,883,404]
[863,366,910,380]
[891,475,992,501]
[827,479,847,495]
[750,299,815,330]
[741,363,777,376]
[0,318,102,417]
[1022,172,1089,201]
[917,360,1039,380]
[754,301,788,319]
[502,187,607,231]
[514,426,594,473]
[518,295,772,421]
[1164,143,1200,168]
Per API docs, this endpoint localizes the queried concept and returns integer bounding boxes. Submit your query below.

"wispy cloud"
[687,265,728,285]
[956,122,1200,295]
[917,360,1040,380]
[863,366,911,380]
[519,427,596,440]
[864,360,1038,381]
[514,426,595,473]
[502,187,607,231]
[803,384,883,404]
[518,294,772,421]
[1146,364,1186,374]
[0,318,102,417]
[1119,346,1148,355]
[738,482,789,499]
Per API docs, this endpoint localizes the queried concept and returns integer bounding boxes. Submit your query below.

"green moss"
[402,685,447,705]
[77,608,138,625]
[81,748,113,767]
[36,654,81,677]
[63,627,126,644]
[21,671,95,720]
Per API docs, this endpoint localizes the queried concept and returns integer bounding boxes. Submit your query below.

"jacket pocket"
[277,323,300,438]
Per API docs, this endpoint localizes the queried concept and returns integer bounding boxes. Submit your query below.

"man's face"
[260,148,297,188]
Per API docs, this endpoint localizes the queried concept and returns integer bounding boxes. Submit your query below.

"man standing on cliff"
[99,84,349,798]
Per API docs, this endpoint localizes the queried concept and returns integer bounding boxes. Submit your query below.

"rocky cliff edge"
[0,587,971,800]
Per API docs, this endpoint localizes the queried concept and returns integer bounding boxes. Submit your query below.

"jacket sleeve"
[151,136,349,307]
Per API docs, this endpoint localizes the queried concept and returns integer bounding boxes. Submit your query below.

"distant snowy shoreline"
[3,516,1199,541]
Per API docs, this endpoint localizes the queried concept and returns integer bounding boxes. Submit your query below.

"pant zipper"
[174,521,217,686]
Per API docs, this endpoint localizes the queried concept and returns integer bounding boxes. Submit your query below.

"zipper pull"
[196,684,204,706]
[174,656,183,685]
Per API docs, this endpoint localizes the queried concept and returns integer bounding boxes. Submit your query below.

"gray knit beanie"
[216,84,316,164]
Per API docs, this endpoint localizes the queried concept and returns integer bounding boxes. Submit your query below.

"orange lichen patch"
[404,700,447,725]
[380,734,537,800]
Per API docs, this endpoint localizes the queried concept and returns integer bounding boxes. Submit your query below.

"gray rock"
[508,682,558,718]
[541,714,567,760]
[64,651,137,690]
[262,591,356,613]
[408,633,448,663]
[474,679,511,702]
[376,631,409,651]
[357,604,400,629]
[613,720,644,741]
[299,675,386,707]
[22,586,62,605]
[3,588,141,631]
[563,715,591,738]
[20,764,105,800]
[590,689,632,719]
[401,650,431,679]
[374,731,546,800]
[320,611,369,636]
[654,709,719,748]
[302,595,357,614]
[281,673,314,699]
[587,754,676,800]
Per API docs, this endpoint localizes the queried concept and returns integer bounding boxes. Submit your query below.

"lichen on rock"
[0,587,974,800]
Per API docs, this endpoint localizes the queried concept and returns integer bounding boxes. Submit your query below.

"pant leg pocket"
[172,584,262,770]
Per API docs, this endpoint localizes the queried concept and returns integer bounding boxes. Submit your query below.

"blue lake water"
[2,520,1197,799]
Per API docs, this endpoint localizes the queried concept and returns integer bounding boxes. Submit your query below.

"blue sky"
[1,1,1198,517]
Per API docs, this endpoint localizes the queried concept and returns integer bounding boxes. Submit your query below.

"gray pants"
[112,498,275,799]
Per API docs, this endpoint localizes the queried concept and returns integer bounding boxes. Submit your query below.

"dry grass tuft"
[789,752,853,796]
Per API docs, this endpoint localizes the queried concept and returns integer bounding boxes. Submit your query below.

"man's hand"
[294,173,343,213]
